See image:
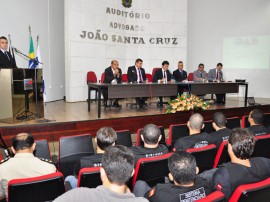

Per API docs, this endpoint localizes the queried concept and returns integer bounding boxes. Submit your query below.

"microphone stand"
[14,48,43,121]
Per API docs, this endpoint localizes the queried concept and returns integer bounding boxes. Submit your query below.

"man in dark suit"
[103,60,122,108]
[208,63,225,104]
[173,61,188,96]
[0,36,17,68]
[127,58,147,110]
[152,61,173,107]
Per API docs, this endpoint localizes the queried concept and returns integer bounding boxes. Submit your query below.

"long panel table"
[88,82,248,118]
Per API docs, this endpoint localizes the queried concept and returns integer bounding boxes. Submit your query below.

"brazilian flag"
[28,35,36,68]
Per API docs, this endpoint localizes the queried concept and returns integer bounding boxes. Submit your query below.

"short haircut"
[213,112,227,128]
[168,151,197,184]
[0,36,8,41]
[217,63,223,67]
[162,61,169,66]
[198,63,204,67]
[250,109,264,125]
[189,113,204,130]
[178,61,183,64]
[96,127,117,150]
[229,128,255,160]
[12,133,34,151]
[141,124,161,145]
[135,58,143,64]
[102,145,134,185]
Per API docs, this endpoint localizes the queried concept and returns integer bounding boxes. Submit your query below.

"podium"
[0,68,44,123]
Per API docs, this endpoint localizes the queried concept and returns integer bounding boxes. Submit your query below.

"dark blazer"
[152,68,172,82]
[103,66,122,84]
[0,50,17,68]
[127,66,146,83]
[173,69,187,82]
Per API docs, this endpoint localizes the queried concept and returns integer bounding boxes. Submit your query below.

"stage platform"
[0,97,270,145]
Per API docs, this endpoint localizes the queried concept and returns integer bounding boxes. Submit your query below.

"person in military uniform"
[0,133,56,200]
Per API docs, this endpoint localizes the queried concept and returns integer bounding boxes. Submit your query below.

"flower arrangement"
[166,94,213,114]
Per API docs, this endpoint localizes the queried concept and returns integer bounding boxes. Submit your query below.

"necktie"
[200,73,202,78]
[5,51,10,61]
[216,71,218,80]
[138,69,142,82]
[163,71,166,79]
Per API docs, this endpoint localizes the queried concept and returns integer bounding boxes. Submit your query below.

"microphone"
[12,46,18,52]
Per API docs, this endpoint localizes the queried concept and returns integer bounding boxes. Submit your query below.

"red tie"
[216,71,218,80]
[163,71,166,80]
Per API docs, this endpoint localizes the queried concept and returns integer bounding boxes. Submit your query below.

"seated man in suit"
[103,60,122,108]
[247,109,268,136]
[133,151,213,202]
[174,113,212,151]
[127,58,148,110]
[152,61,173,107]
[208,63,225,104]
[209,112,231,148]
[173,61,188,96]
[0,36,17,68]
[213,128,270,199]
[65,127,117,189]
[131,124,168,165]
[193,63,207,82]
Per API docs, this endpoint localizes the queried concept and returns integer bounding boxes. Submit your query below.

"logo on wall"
[122,0,132,8]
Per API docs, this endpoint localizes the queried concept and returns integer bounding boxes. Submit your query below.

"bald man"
[174,113,212,151]
[103,60,122,107]
[0,133,56,200]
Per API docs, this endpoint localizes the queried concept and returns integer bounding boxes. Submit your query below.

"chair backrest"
[229,177,270,202]
[226,117,240,129]
[59,134,94,177]
[188,73,194,81]
[132,153,172,189]
[87,71,97,83]
[116,130,132,147]
[213,141,230,168]
[8,172,65,202]
[264,113,270,127]
[203,120,215,133]
[186,144,217,173]
[122,73,128,82]
[152,67,161,78]
[166,124,189,146]
[34,139,51,160]
[100,72,105,83]
[241,115,249,128]
[195,191,226,202]
[252,134,270,158]
[77,167,102,188]
[136,126,166,146]
[145,73,153,82]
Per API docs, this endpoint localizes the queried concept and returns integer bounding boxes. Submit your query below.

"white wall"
[0,0,65,102]
[187,0,270,98]
[65,0,187,102]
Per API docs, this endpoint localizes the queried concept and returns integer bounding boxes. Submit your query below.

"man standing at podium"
[0,36,17,68]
